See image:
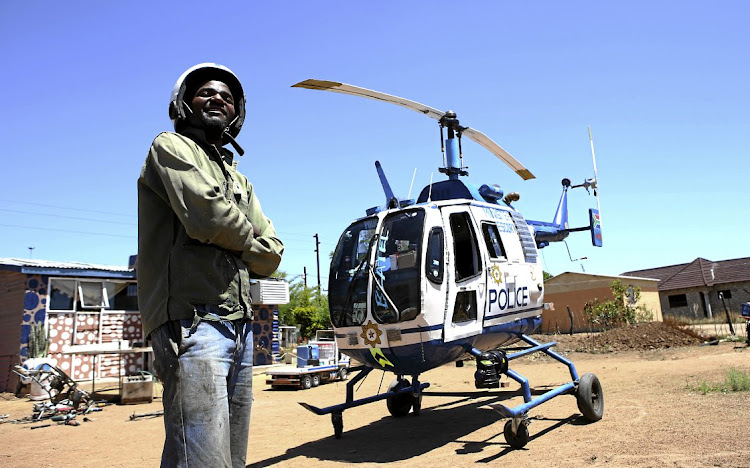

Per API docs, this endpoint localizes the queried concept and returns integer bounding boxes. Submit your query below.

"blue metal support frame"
[475,333,581,419]
[298,366,430,416]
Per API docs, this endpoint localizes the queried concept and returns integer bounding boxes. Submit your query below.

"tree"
[275,271,331,339]
[583,280,653,330]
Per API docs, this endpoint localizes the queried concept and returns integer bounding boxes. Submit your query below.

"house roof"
[0,258,135,279]
[545,271,659,294]
[622,257,750,291]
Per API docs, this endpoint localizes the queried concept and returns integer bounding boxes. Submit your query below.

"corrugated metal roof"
[0,258,135,279]
[622,257,750,291]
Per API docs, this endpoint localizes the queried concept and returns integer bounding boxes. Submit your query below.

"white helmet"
[168,63,246,145]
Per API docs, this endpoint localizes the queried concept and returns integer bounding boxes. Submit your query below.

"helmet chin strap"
[223,128,245,156]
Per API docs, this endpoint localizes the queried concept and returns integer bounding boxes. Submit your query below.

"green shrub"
[583,280,653,330]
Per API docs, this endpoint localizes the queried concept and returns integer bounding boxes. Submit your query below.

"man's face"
[189,80,236,134]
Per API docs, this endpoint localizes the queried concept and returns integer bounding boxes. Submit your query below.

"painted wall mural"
[252,304,279,366]
[19,275,47,361]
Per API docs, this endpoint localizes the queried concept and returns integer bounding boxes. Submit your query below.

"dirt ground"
[1,331,749,468]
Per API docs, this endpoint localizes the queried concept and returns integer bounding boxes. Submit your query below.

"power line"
[0,223,135,239]
[0,208,136,226]
[0,199,135,219]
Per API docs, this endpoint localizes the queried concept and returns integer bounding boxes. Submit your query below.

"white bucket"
[22,358,57,401]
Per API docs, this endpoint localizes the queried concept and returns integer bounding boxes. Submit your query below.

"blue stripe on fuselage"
[340,316,540,375]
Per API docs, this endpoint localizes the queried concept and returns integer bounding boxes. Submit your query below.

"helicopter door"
[441,206,486,342]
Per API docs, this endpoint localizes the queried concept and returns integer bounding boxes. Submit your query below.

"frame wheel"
[339,368,348,380]
[301,375,312,390]
[386,378,413,417]
[576,373,604,422]
[503,420,529,449]
[312,374,321,387]
[332,413,343,439]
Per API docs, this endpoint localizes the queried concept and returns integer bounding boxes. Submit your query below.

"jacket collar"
[180,127,235,165]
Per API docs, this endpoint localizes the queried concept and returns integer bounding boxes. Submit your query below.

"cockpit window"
[329,217,378,327]
[372,210,425,324]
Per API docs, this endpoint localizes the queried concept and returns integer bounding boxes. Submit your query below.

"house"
[0,257,289,393]
[622,257,750,321]
[542,272,662,333]
[0,258,139,392]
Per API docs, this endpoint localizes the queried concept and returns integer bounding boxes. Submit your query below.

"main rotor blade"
[293,79,535,180]
[292,79,446,120]
[461,128,535,180]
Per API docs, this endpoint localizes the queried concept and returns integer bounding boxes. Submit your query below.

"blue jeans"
[151,318,254,468]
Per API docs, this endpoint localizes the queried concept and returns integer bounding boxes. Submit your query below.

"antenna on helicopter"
[407,168,417,200]
[588,126,601,224]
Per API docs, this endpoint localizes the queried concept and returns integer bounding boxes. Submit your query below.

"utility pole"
[303,267,308,288]
[28,247,35,258]
[314,234,321,298]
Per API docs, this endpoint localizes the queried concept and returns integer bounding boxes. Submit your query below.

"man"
[138,63,283,468]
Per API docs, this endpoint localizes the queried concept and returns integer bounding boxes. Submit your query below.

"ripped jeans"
[151,317,254,468]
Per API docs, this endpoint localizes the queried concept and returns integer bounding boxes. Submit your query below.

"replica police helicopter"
[292,79,604,448]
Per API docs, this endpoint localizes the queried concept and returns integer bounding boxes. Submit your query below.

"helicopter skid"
[298,365,430,439]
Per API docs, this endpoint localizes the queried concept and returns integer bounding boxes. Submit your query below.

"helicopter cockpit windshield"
[329,210,426,328]
[330,217,378,327]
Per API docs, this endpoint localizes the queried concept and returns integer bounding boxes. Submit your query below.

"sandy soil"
[1,338,749,468]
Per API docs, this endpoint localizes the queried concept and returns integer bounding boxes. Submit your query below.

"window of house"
[112,283,139,310]
[78,282,108,309]
[718,290,732,300]
[482,223,507,259]
[626,286,636,305]
[49,279,76,310]
[668,294,688,308]
[48,279,137,312]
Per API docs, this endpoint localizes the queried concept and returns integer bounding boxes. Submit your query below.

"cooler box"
[121,374,154,404]
[297,344,320,367]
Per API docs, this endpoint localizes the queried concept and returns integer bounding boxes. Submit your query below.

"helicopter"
[292,79,604,449]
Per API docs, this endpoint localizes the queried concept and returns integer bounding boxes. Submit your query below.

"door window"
[425,227,444,284]
[449,212,481,281]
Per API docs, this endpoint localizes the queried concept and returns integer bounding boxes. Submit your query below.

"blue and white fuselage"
[328,186,546,376]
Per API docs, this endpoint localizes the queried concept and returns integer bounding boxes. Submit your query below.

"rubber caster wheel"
[412,392,423,416]
[332,413,343,439]
[576,373,604,422]
[504,420,529,449]
[386,378,412,417]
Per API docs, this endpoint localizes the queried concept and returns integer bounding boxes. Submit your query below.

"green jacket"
[137,130,284,338]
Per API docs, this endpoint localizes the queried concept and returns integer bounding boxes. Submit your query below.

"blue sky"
[1,1,748,286]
